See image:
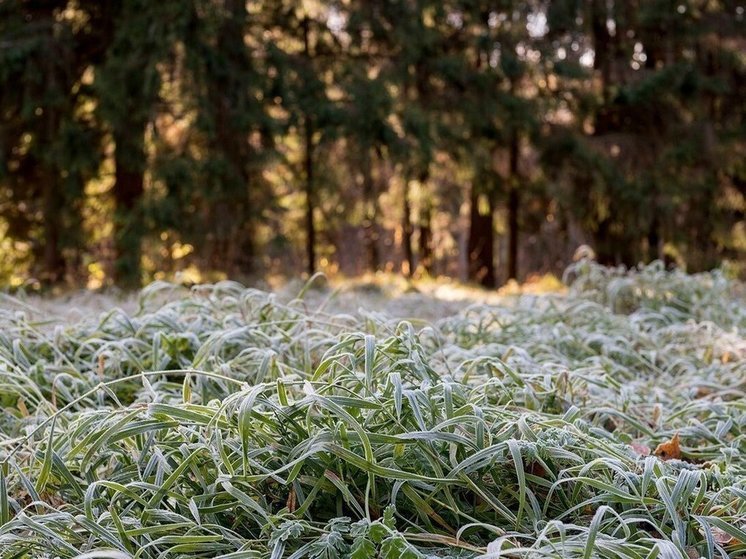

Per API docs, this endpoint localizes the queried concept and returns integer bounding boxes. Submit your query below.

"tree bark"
[112,133,145,288]
[361,149,379,271]
[467,185,495,287]
[41,175,65,285]
[207,0,253,275]
[39,99,65,285]
[38,40,66,286]
[402,177,414,277]
[418,196,433,275]
[507,134,520,281]
[591,0,613,132]
[304,115,316,276]
[302,17,316,276]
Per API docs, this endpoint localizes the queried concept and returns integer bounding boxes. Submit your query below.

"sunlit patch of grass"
[0,262,744,558]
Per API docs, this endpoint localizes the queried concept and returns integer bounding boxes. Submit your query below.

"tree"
[0,0,102,285]
[1,0,744,286]
[96,0,186,287]
[340,2,400,272]
[264,1,341,276]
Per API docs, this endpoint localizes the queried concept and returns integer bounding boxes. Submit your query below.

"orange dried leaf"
[654,432,681,461]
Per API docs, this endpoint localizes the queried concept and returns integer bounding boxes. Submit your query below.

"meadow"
[0,261,743,558]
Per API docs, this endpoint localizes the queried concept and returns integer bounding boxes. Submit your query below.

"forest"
[1,0,745,289]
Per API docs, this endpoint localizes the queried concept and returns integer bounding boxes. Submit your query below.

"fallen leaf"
[286,488,296,512]
[630,442,650,456]
[654,432,681,461]
[527,462,547,477]
[696,525,738,548]
[651,404,662,427]
[711,527,735,546]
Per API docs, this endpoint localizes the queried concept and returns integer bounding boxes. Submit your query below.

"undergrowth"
[0,261,743,558]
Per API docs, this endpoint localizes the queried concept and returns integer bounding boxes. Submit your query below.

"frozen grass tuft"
[0,262,744,558]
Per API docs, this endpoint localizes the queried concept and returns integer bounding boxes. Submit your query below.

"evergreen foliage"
[0,1,744,287]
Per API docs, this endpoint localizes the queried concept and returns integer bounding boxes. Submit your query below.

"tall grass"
[0,263,743,558]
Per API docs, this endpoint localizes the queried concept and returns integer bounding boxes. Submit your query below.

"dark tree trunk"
[362,149,379,271]
[302,17,316,276]
[507,135,520,281]
[208,0,253,276]
[39,102,65,285]
[647,218,660,262]
[402,176,414,277]
[304,115,316,276]
[41,176,65,285]
[591,0,613,132]
[594,218,614,266]
[36,40,72,287]
[418,197,433,275]
[467,185,495,288]
[113,134,145,288]
[591,0,611,91]
[507,188,519,281]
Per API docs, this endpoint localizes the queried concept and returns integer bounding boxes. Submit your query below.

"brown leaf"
[651,404,662,427]
[711,527,736,546]
[40,492,68,508]
[654,432,681,461]
[528,462,547,477]
[286,488,296,512]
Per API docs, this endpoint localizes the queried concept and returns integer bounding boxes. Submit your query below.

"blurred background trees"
[1,0,744,289]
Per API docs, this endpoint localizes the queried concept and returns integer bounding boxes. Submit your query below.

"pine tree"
[0,0,101,285]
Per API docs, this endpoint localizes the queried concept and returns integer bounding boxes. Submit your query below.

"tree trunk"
[594,218,616,266]
[40,176,65,285]
[304,115,316,276]
[39,102,65,285]
[647,187,661,263]
[209,0,253,275]
[591,0,613,132]
[507,188,519,281]
[467,185,495,287]
[361,149,379,271]
[507,135,520,281]
[418,198,433,275]
[113,133,145,288]
[37,40,70,286]
[302,17,316,276]
[402,177,414,277]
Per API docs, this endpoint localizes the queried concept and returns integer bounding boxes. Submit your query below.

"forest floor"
[4,271,564,322]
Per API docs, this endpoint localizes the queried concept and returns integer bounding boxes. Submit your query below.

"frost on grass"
[0,262,744,558]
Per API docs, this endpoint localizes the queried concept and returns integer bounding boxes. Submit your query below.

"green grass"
[0,261,744,558]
